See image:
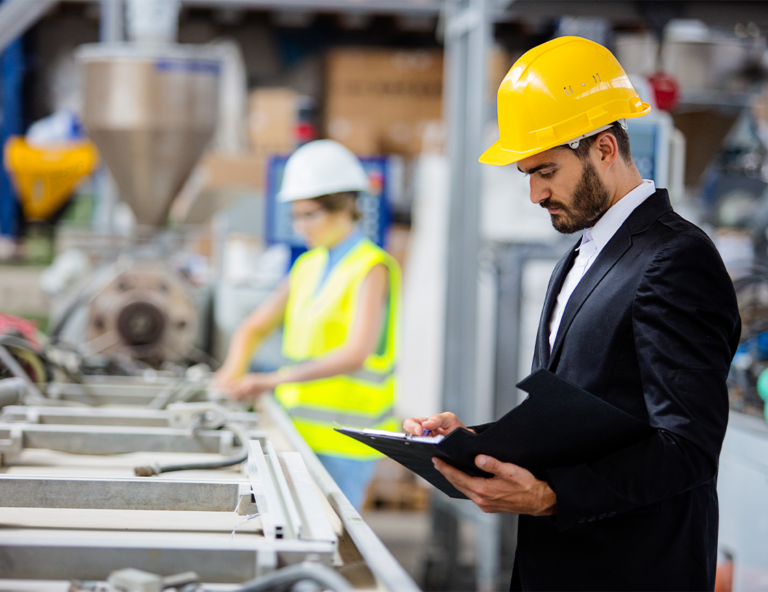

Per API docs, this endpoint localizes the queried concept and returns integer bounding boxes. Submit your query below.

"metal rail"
[45,381,210,406]
[0,533,335,581]
[0,474,257,513]
[262,396,421,592]
[0,423,265,456]
[1,405,259,428]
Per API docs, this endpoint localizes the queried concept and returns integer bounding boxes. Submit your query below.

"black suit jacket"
[507,190,741,591]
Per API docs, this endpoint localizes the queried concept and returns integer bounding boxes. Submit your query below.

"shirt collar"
[327,228,365,266]
[583,180,656,252]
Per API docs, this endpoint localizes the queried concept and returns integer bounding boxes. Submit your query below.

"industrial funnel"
[76,44,221,229]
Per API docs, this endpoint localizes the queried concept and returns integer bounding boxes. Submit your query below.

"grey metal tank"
[76,44,221,229]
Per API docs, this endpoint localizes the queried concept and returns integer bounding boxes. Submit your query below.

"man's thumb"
[475,455,501,474]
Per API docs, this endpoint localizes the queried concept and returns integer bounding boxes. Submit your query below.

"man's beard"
[541,161,611,234]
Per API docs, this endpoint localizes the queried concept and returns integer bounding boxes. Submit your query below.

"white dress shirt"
[548,180,656,351]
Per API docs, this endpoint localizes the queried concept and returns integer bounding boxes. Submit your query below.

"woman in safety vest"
[214,140,400,510]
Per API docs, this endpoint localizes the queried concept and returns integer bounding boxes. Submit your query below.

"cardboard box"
[199,151,267,192]
[170,151,268,224]
[249,87,298,154]
[324,48,443,156]
[488,45,514,101]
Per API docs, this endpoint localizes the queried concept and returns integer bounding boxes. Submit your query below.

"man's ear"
[594,132,619,169]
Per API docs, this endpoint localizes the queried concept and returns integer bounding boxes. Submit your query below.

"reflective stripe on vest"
[286,405,395,428]
[275,238,401,460]
[283,362,395,386]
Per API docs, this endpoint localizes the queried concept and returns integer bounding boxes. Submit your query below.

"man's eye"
[540,171,555,179]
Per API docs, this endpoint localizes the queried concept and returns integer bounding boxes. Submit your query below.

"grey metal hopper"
[76,44,221,229]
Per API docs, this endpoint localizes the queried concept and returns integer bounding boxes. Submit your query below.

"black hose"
[220,562,353,592]
[134,422,250,477]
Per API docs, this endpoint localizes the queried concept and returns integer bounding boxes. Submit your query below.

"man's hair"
[569,121,633,165]
[313,192,362,221]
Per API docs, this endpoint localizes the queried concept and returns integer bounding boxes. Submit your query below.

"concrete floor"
[362,509,431,586]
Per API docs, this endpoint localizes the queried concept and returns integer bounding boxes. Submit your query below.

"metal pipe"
[99,0,123,43]
[0,344,45,402]
[0,378,25,407]
[225,562,352,592]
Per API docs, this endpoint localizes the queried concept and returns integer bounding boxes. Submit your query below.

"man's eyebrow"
[517,162,557,175]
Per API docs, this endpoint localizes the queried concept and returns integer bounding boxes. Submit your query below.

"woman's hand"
[403,412,474,437]
[212,366,240,391]
[228,372,281,400]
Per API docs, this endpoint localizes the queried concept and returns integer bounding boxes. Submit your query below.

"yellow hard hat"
[480,36,651,166]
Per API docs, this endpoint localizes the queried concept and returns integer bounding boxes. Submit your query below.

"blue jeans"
[317,454,378,512]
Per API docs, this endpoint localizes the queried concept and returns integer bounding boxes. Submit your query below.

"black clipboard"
[335,369,655,499]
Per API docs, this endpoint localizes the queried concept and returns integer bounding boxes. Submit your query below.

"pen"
[422,429,431,436]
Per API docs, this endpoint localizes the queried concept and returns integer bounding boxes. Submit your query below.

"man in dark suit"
[404,37,740,590]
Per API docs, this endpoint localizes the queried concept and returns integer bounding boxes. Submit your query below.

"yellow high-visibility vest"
[275,237,400,459]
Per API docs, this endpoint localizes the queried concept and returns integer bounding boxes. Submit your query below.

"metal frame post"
[431,2,498,590]
[100,0,124,43]
[442,0,489,426]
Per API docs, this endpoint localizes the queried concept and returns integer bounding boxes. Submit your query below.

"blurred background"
[0,0,768,590]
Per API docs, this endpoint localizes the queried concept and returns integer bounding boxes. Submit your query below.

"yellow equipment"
[480,36,651,166]
[276,238,400,459]
[4,137,99,221]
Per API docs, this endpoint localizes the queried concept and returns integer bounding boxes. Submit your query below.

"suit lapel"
[548,226,632,368]
[545,189,673,369]
[534,243,579,369]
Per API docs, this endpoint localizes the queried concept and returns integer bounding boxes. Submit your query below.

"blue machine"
[625,110,685,201]
[265,154,393,266]
[626,120,659,182]
[0,35,25,238]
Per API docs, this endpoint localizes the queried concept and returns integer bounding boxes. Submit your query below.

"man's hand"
[403,412,473,436]
[434,455,557,516]
[227,372,280,400]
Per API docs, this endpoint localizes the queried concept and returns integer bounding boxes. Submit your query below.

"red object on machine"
[648,71,681,112]
[715,560,733,592]
[0,313,40,347]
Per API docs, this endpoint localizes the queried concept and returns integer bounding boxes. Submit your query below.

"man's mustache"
[540,198,568,212]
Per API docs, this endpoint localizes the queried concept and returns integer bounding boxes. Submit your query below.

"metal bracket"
[24,407,40,424]
[0,424,23,459]
[167,402,228,430]
[218,427,236,456]
[445,5,483,39]
[237,482,259,516]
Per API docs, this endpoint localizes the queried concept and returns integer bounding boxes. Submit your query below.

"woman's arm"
[229,264,389,399]
[214,278,290,388]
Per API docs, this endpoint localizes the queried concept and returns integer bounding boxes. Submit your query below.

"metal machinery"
[0,372,419,591]
[48,42,222,370]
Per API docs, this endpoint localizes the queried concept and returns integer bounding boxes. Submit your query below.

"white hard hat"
[278,139,369,202]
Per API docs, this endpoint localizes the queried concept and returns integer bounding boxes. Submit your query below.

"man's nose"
[529,178,550,204]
